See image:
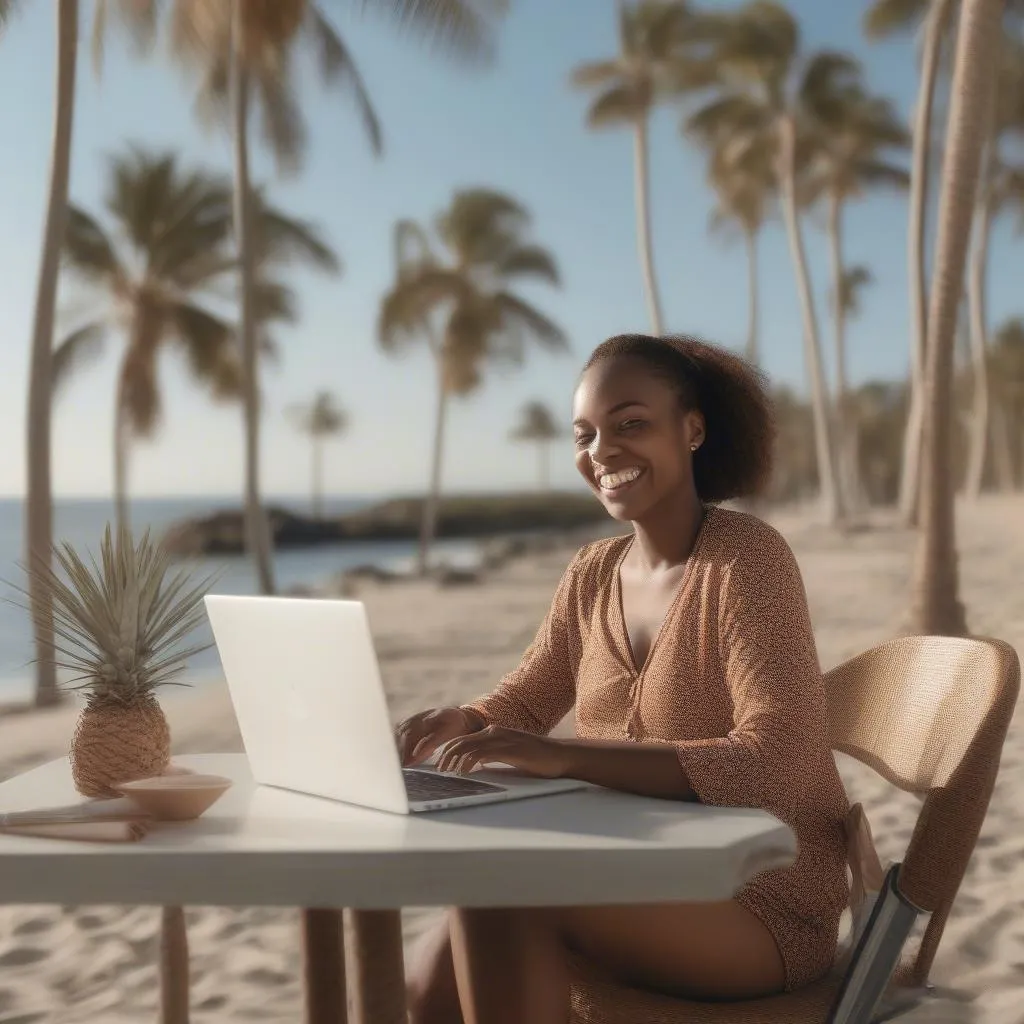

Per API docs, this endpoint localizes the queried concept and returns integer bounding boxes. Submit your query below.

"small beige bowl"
[116,774,233,821]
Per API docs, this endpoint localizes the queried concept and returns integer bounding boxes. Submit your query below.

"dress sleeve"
[460,549,585,735]
[675,529,829,822]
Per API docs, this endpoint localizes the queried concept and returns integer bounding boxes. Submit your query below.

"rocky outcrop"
[161,493,610,557]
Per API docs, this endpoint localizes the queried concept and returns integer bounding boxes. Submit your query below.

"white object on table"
[0,753,795,908]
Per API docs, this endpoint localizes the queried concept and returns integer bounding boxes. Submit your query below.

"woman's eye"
[620,419,645,431]
[574,434,594,449]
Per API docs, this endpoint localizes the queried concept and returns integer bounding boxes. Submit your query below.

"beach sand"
[1,497,1022,1023]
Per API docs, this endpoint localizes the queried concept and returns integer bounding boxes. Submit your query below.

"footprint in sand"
[0,949,47,968]
[10,918,53,939]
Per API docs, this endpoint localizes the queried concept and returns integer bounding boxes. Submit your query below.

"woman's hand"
[396,706,485,767]
[436,725,569,779]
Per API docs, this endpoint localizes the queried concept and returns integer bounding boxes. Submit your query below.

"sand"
[0,496,1022,1023]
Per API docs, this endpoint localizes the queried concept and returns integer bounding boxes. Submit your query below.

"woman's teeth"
[599,467,642,491]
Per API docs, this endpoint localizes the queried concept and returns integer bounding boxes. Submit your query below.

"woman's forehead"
[573,358,672,417]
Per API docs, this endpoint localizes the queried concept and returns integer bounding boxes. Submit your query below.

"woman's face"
[572,357,704,522]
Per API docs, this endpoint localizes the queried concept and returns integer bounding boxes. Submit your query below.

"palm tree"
[687,0,848,525]
[864,0,958,527]
[963,38,1024,499]
[12,0,79,707]
[571,0,712,334]
[289,392,348,518]
[704,138,773,366]
[54,151,238,530]
[832,264,876,508]
[97,1,508,598]
[510,401,562,491]
[907,0,1004,636]
[803,84,909,511]
[379,189,567,574]
[55,149,339,530]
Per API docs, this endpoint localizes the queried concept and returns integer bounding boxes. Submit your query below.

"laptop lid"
[203,595,410,814]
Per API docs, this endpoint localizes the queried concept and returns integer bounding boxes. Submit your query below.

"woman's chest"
[573,577,734,742]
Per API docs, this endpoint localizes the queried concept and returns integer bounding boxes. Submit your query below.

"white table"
[0,753,797,1023]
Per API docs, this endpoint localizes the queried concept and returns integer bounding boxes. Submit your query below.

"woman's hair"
[582,333,776,502]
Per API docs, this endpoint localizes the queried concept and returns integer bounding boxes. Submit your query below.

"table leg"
[346,910,407,1024]
[303,909,348,1024]
[160,905,190,1024]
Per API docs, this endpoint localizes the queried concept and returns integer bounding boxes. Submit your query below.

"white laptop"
[203,595,588,815]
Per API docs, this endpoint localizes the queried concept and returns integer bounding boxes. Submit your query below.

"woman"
[396,334,850,1024]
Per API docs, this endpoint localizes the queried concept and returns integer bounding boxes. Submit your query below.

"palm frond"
[305,6,383,156]
[494,244,561,286]
[378,266,467,350]
[63,206,123,283]
[349,0,507,65]
[510,399,561,441]
[251,196,341,273]
[171,301,237,397]
[52,322,108,397]
[290,390,348,437]
[92,0,159,76]
[586,84,650,127]
[492,292,569,354]
[570,58,623,89]
[685,93,771,146]
[0,0,22,35]
[863,0,929,40]
[256,68,307,177]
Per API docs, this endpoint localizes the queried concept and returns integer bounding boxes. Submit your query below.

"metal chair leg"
[346,909,407,1024]
[303,909,348,1024]
[160,905,190,1024]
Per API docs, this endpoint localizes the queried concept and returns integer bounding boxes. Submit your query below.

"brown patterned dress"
[463,505,850,992]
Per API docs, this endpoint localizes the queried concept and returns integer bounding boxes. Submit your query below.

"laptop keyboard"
[403,768,506,802]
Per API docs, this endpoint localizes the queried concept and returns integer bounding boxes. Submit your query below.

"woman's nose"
[590,432,623,463]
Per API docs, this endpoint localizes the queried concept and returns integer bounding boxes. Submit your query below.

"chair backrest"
[823,635,1020,986]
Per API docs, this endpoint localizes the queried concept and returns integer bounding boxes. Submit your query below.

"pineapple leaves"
[8,524,218,705]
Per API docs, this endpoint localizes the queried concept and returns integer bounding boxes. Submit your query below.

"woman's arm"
[554,738,695,800]
[459,548,587,736]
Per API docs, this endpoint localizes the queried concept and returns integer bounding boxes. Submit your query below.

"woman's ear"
[686,410,706,450]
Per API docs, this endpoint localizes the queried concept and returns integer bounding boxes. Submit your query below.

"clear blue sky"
[0,1,1018,499]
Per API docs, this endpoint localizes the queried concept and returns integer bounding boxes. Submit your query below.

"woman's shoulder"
[567,533,631,584]
[705,506,800,577]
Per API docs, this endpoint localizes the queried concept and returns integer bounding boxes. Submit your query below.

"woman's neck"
[630,488,706,571]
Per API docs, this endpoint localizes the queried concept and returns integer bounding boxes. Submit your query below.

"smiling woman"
[396,334,849,1024]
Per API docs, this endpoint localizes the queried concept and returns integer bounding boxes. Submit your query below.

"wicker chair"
[569,635,1021,1024]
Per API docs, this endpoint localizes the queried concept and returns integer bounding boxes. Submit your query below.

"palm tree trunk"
[231,0,275,595]
[906,0,1000,637]
[777,115,842,525]
[743,227,759,366]
[113,374,131,535]
[991,403,1014,491]
[826,192,859,515]
[537,441,549,492]
[632,115,664,335]
[418,350,448,576]
[897,0,956,527]
[964,189,992,500]
[25,0,78,708]
[311,435,323,519]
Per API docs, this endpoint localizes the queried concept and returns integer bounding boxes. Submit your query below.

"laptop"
[203,595,589,815]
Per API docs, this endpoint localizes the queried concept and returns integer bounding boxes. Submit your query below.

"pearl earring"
[690,443,698,452]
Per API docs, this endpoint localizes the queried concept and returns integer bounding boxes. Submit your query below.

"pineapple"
[25,524,214,798]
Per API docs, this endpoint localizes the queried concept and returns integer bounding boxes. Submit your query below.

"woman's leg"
[421,900,786,1024]
[407,915,463,1024]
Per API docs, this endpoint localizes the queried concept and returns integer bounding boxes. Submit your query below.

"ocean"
[0,496,476,702]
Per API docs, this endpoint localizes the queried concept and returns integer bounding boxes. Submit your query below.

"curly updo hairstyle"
[582,334,777,503]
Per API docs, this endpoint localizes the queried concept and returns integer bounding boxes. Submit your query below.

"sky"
[0,0,1020,501]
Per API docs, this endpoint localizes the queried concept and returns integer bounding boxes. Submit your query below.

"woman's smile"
[596,465,646,496]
